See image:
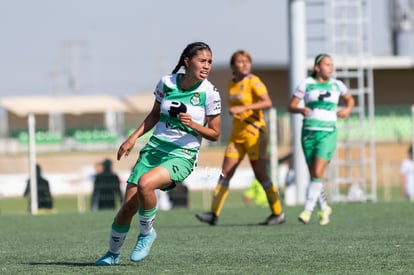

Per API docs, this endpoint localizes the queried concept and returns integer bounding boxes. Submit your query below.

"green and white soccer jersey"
[148,73,221,160]
[293,77,348,131]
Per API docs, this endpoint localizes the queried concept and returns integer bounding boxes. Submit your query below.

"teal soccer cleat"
[130,229,157,262]
[95,251,120,266]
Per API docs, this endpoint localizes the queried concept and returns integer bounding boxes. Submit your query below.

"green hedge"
[71,129,118,143]
[17,131,63,145]
[337,106,412,142]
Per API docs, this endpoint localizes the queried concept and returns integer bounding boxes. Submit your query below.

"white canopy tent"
[0,95,129,116]
[123,93,155,113]
[0,95,131,140]
[0,95,130,215]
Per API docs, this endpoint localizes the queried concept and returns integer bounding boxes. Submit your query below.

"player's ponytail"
[172,54,186,74]
[172,42,212,74]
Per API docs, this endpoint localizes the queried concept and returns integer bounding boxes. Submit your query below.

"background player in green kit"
[96,42,221,265]
[288,53,354,225]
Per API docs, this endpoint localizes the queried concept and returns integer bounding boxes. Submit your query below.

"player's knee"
[137,182,153,198]
[137,174,158,194]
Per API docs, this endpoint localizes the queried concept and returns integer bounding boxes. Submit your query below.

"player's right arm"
[117,100,161,160]
[288,95,311,116]
[288,79,311,116]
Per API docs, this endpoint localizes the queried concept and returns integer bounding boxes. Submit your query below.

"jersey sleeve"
[153,78,164,103]
[205,84,221,116]
[400,160,409,175]
[250,75,268,97]
[337,80,349,96]
[293,79,307,99]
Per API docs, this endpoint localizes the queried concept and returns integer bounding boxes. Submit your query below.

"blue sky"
[0,0,407,98]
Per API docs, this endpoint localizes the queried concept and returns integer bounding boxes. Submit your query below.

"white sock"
[304,180,323,214]
[318,189,328,210]
[139,208,157,235]
[109,228,127,254]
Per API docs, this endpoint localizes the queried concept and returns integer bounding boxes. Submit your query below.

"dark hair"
[409,145,413,157]
[311,53,331,77]
[102,159,112,171]
[172,42,212,74]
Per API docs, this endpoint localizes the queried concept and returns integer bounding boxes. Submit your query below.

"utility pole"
[62,40,87,94]
[390,0,400,55]
[288,0,308,205]
[49,68,66,96]
[390,0,414,55]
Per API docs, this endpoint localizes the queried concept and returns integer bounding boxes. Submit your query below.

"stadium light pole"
[62,39,87,94]
[411,105,414,159]
[268,108,278,186]
[28,113,38,215]
[288,0,308,205]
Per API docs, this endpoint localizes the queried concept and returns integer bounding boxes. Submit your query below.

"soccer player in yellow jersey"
[196,50,286,225]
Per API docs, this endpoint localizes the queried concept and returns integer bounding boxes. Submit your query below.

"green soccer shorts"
[127,146,195,190]
[301,129,337,164]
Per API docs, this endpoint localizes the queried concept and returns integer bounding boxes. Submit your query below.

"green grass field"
[1,190,414,274]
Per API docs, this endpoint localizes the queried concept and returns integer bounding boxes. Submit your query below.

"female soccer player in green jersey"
[96,42,221,265]
[288,53,354,225]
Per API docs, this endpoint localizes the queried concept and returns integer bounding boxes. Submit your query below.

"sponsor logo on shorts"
[181,148,191,155]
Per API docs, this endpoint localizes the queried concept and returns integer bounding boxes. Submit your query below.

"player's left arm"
[181,84,221,141]
[179,113,220,141]
[230,93,272,115]
[230,78,272,115]
[337,93,354,119]
[246,93,273,111]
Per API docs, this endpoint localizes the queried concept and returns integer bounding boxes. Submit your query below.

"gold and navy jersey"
[227,74,268,142]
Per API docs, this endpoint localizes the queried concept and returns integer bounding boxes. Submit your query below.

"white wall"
[0,165,294,198]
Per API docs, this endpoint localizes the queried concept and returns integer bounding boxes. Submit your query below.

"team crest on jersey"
[190,93,201,106]
[331,84,338,91]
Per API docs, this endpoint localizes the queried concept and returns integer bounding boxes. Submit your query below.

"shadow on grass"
[212,223,286,227]
[158,222,278,229]
[27,262,95,267]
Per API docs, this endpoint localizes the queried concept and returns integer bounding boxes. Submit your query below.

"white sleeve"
[337,80,349,96]
[293,79,307,99]
[153,78,164,103]
[400,160,408,175]
[205,85,221,116]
